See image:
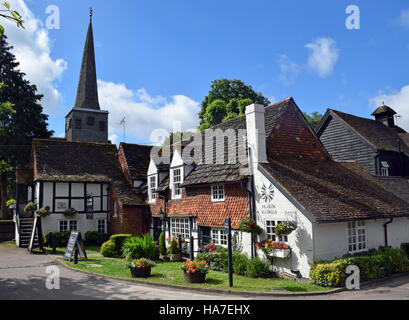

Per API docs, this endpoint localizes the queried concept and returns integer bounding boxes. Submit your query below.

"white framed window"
[170,218,190,239]
[265,220,288,243]
[211,185,225,202]
[348,221,367,253]
[211,229,228,246]
[59,220,78,232]
[381,161,389,177]
[97,219,106,233]
[59,220,68,232]
[69,220,78,231]
[171,168,182,199]
[148,175,157,202]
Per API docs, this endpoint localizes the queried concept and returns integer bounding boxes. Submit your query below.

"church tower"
[65,9,109,143]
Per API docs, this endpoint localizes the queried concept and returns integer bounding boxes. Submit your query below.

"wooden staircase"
[19,218,39,248]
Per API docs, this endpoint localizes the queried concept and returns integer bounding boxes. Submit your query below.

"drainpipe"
[383,218,393,247]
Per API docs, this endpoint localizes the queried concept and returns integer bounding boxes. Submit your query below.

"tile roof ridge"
[120,142,153,148]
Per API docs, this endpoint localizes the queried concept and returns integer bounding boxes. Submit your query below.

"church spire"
[74,8,100,110]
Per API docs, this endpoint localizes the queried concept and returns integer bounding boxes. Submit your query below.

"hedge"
[310,247,409,287]
[100,240,117,257]
[110,234,132,254]
[85,231,109,246]
[43,231,71,247]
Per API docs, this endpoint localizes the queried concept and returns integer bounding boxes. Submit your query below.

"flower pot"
[169,253,181,262]
[130,267,152,278]
[268,249,291,259]
[184,271,206,284]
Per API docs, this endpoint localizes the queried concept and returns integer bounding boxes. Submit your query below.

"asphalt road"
[1,245,409,300]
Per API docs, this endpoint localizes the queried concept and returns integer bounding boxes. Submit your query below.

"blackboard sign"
[64,231,87,261]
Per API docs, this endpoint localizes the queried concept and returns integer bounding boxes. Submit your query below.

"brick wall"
[109,188,149,236]
[150,182,250,229]
[118,145,132,185]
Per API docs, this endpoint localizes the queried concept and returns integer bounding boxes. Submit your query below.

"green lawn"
[63,256,329,293]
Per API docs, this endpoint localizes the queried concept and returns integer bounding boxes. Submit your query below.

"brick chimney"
[245,104,268,166]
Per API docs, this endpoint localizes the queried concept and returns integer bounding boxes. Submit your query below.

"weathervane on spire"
[90,7,93,21]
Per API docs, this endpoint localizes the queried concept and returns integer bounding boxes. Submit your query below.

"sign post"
[224,218,233,288]
[64,231,87,261]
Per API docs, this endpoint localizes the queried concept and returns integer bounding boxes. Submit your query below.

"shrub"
[43,231,71,247]
[110,234,132,254]
[85,231,109,246]
[168,237,180,254]
[310,247,409,287]
[100,240,117,258]
[232,252,249,276]
[246,257,272,278]
[158,233,167,256]
[122,234,157,260]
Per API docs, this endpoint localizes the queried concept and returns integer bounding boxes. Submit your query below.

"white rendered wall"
[253,170,315,279]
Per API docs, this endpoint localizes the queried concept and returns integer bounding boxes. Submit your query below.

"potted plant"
[274,222,297,236]
[168,236,181,262]
[36,207,51,218]
[181,260,209,283]
[127,258,155,278]
[64,208,77,218]
[238,218,263,235]
[256,239,291,259]
[24,202,37,217]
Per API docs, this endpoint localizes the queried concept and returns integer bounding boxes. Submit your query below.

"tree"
[0,35,53,219]
[199,79,270,129]
[303,112,323,130]
[0,2,24,36]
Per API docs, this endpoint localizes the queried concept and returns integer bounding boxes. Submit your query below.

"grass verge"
[63,256,329,293]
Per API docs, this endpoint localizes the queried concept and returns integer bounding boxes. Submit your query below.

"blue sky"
[5,0,409,144]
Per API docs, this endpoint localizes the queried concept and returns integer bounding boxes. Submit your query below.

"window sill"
[211,199,226,203]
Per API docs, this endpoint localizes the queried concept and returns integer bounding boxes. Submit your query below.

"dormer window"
[211,185,225,202]
[171,167,182,199]
[381,161,389,177]
[148,175,157,203]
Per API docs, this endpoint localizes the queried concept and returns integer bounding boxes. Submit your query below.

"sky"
[3,0,409,145]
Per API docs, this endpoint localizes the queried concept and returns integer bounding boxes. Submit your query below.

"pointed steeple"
[74,8,100,110]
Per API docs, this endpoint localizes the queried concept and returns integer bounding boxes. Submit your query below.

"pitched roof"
[325,109,409,154]
[32,139,145,206]
[74,20,100,110]
[375,176,409,204]
[260,159,409,223]
[372,104,396,116]
[120,143,152,180]
[181,98,294,186]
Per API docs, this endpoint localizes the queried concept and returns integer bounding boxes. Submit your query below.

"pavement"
[1,244,409,300]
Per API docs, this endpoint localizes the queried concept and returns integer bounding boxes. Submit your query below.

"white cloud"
[305,37,339,78]
[98,80,200,143]
[370,85,409,131]
[397,9,409,28]
[276,54,300,86]
[2,0,67,115]
[109,134,119,145]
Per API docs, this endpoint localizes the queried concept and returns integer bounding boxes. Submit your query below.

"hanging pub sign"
[64,231,87,261]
